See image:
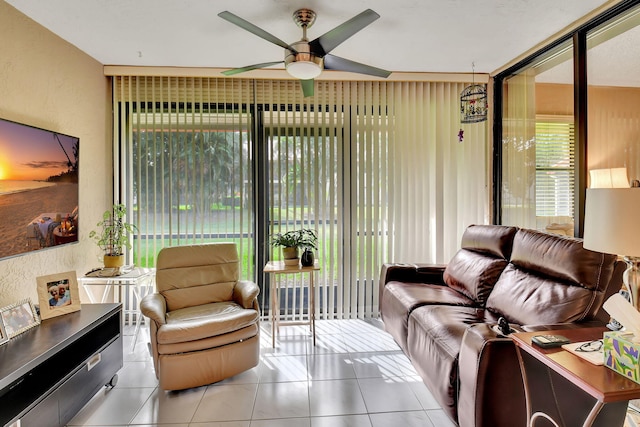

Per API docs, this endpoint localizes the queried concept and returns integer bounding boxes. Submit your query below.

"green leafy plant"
[89,204,137,256]
[270,228,317,250]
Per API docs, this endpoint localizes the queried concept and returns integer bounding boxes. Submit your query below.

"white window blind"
[535,121,575,217]
[112,76,488,319]
[114,77,255,279]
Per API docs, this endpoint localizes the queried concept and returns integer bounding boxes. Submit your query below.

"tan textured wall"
[587,86,640,183]
[0,2,112,307]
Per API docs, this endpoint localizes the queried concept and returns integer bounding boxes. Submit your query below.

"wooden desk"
[264,261,319,348]
[512,327,640,427]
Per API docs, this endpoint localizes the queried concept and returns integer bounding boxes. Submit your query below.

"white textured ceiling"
[6,0,614,76]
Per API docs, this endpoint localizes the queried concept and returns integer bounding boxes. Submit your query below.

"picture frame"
[0,299,40,338]
[36,271,81,320]
[0,314,8,345]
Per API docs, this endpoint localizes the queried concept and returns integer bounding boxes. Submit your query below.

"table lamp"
[589,167,630,188]
[583,188,640,310]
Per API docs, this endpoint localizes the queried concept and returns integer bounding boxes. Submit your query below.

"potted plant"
[89,204,137,269]
[270,228,317,266]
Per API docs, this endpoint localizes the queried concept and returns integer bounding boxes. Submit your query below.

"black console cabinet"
[0,303,123,427]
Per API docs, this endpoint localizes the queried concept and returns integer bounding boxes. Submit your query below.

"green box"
[603,331,640,384]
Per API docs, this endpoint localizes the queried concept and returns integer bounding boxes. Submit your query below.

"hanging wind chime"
[458,63,488,142]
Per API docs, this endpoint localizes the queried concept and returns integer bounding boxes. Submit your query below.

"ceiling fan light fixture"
[285,41,323,80]
[286,60,322,80]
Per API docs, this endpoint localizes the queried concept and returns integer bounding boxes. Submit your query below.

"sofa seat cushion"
[159,301,259,345]
[406,305,501,421]
[382,281,475,353]
[157,323,259,355]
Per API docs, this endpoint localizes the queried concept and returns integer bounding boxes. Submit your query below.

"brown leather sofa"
[379,224,624,427]
[141,242,260,390]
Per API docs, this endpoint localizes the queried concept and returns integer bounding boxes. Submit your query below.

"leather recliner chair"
[140,242,260,390]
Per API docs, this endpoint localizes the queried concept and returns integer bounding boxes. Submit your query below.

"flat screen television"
[0,118,79,260]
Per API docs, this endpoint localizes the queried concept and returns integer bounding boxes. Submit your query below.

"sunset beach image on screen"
[0,118,79,259]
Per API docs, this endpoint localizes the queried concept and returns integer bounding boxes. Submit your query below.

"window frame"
[492,0,640,236]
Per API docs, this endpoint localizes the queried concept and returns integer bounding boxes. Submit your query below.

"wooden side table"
[263,261,319,347]
[512,327,640,427]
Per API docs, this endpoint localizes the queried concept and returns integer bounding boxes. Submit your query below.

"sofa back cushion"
[443,225,517,305]
[485,228,618,325]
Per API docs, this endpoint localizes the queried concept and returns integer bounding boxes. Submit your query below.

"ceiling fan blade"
[309,9,380,56]
[300,79,314,97]
[323,55,391,78]
[218,11,297,53]
[222,61,284,76]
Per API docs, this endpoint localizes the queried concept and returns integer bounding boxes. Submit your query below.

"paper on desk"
[562,341,605,365]
[603,293,640,338]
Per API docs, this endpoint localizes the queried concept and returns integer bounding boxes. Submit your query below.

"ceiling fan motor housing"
[292,9,316,29]
[285,41,323,67]
[285,9,323,79]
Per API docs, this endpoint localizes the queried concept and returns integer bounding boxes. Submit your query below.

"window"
[126,106,254,277]
[495,1,640,235]
[535,119,575,218]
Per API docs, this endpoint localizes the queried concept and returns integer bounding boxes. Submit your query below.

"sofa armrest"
[381,263,447,285]
[233,280,260,309]
[379,263,447,312]
[140,293,167,326]
[457,323,527,427]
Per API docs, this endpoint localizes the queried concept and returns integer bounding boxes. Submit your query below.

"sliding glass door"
[586,3,640,183]
[120,101,255,279]
[495,1,640,235]
[262,102,390,319]
[499,41,576,234]
[114,76,488,319]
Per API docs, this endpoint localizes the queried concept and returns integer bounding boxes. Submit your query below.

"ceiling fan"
[218,8,391,97]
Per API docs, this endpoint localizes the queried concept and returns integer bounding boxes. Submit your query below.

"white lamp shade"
[589,167,630,188]
[583,188,640,257]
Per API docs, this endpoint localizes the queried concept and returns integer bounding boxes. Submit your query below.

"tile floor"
[67,318,456,427]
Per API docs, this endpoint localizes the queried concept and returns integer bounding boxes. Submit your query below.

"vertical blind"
[114,77,255,279]
[501,71,537,229]
[391,82,489,262]
[112,76,488,319]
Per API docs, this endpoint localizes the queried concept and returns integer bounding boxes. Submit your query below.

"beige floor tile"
[191,383,258,423]
[251,381,310,420]
[370,410,433,427]
[358,377,424,413]
[68,387,155,425]
[130,386,206,425]
[308,379,368,417]
[310,414,372,427]
[307,353,357,380]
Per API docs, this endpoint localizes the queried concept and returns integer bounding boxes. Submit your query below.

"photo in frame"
[0,299,40,338]
[36,271,81,320]
[0,314,8,345]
